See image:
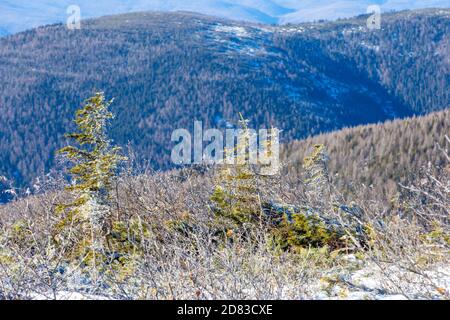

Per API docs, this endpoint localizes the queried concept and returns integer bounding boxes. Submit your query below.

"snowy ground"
[27,258,449,300]
[315,258,450,300]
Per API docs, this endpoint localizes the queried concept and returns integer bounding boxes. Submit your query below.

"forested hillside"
[314,9,450,114]
[283,109,450,200]
[0,9,448,188]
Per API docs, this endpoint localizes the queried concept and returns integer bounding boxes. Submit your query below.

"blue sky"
[0,0,449,35]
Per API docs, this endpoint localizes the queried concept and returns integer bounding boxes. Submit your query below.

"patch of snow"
[322,262,450,300]
[277,26,306,33]
[360,41,380,52]
[213,24,250,37]
[208,24,273,57]
[342,26,366,36]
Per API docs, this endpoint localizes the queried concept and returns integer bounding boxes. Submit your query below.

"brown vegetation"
[0,124,448,300]
[282,110,449,201]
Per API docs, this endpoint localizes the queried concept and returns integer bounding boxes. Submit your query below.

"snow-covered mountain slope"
[1,0,450,35]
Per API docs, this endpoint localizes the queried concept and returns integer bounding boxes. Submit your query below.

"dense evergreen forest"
[282,109,449,200]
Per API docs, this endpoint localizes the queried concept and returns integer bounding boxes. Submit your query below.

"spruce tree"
[211,114,262,227]
[303,144,332,205]
[56,92,126,267]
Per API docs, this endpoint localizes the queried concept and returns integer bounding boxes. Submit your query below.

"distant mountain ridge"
[1,0,450,36]
[0,9,448,190]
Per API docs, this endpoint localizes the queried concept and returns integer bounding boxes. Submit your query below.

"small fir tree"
[56,92,127,268]
[211,114,262,227]
[303,144,332,205]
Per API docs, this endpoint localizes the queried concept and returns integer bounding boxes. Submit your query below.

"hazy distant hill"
[1,0,450,35]
[0,9,448,187]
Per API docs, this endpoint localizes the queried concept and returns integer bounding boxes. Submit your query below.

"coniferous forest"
[0,10,448,189]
